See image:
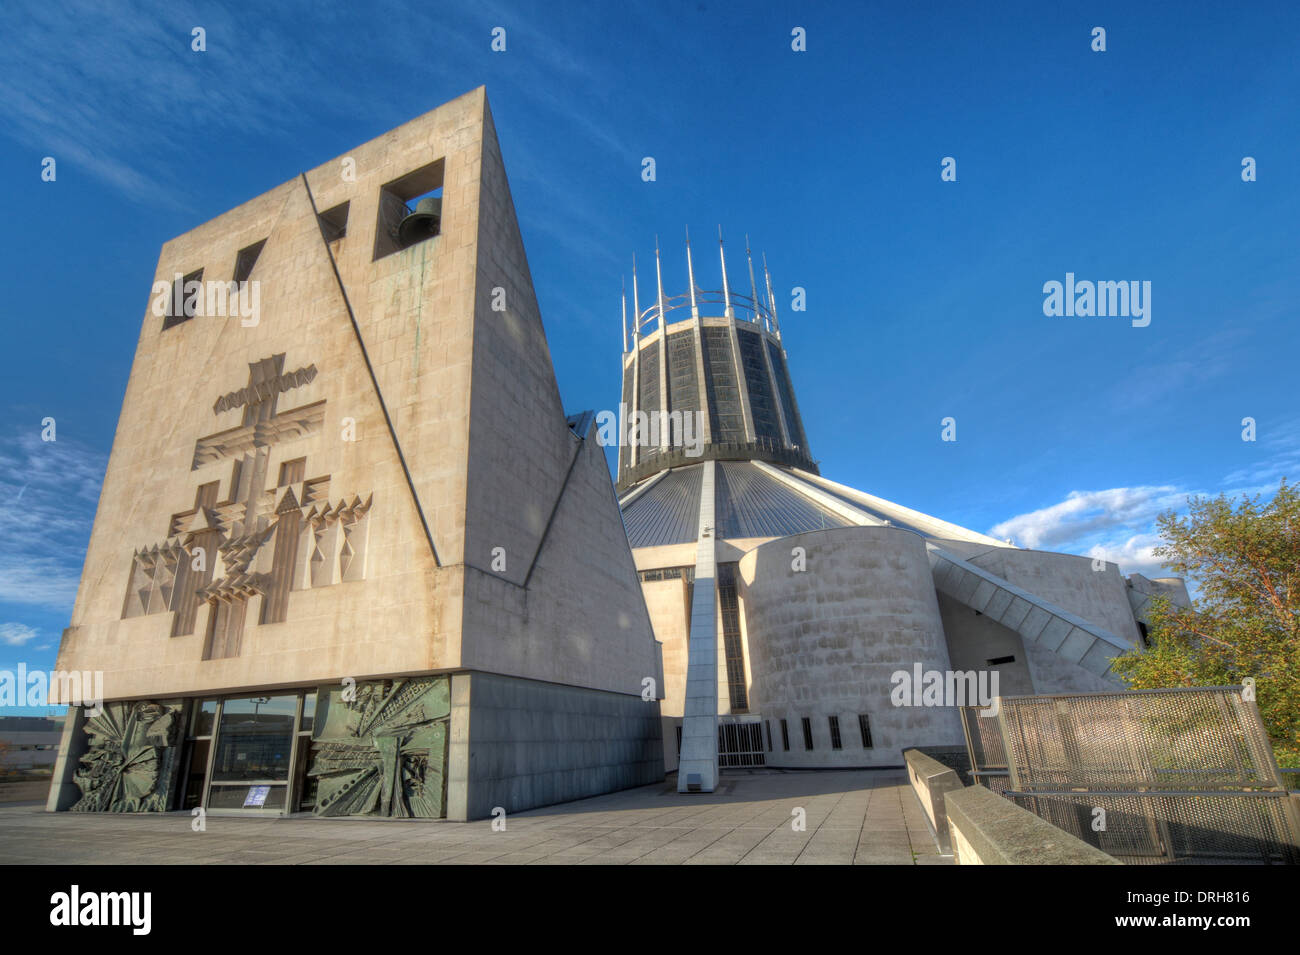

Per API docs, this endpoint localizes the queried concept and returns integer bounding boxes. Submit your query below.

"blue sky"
[1,1,1298,712]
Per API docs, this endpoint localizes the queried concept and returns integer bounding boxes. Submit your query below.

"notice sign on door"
[243,785,271,807]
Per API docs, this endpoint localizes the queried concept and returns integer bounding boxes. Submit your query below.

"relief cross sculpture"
[121,354,372,660]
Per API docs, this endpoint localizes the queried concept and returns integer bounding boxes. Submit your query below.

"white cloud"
[0,431,105,612]
[0,623,40,647]
[987,485,1199,578]
[1081,534,1168,580]
[989,485,1186,554]
[985,431,1299,580]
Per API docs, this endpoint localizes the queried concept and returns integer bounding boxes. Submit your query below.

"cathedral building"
[613,237,1190,791]
[45,88,1187,818]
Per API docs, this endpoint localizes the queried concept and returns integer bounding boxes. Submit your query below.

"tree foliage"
[1110,480,1300,767]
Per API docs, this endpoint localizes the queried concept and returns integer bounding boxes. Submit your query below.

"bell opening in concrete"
[374,157,446,259]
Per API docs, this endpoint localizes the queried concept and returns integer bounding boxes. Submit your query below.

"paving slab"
[0,769,952,866]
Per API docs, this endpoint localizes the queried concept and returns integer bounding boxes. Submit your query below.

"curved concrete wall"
[738,526,963,768]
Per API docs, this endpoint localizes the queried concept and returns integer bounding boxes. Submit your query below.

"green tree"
[1111,480,1300,768]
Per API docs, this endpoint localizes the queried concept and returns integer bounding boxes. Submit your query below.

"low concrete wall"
[913,745,972,784]
[903,748,964,853]
[45,705,88,812]
[946,785,1119,865]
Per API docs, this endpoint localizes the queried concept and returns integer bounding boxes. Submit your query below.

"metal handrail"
[635,287,777,336]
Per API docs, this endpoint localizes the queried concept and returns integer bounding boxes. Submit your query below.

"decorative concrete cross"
[212,354,317,422]
[191,355,326,656]
[124,353,365,661]
[193,354,322,469]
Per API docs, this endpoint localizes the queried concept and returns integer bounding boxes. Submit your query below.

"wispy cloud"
[0,1,488,207]
[0,623,40,647]
[1080,533,1168,580]
[0,0,631,217]
[0,1,246,206]
[989,422,1299,579]
[1222,420,1300,489]
[989,485,1186,554]
[0,430,105,612]
[1112,326,1245,410]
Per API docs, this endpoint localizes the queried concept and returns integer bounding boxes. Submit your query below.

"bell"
[397,196,442,247]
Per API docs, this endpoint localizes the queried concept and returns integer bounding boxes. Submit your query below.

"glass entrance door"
[204,695,299,812]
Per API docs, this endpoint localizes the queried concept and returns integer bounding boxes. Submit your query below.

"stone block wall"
[447,671,664,821]
[739,525,964,768]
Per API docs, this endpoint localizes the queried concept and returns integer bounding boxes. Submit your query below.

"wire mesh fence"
[959,704,1010,792]
[1006,790,1300,865]
[998,687,1282,792]
[960,687,1299,865]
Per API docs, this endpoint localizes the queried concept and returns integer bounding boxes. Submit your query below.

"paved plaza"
[0,769,949,865]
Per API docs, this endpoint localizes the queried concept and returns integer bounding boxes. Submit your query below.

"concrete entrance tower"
[48,89,665,820]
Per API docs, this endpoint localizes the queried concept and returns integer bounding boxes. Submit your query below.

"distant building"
[0,716,65,773]
[613,237,1191,790]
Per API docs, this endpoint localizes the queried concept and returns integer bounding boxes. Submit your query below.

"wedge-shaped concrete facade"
[49,89,663,820]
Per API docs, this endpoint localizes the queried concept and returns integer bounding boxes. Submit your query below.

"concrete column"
[725,322,757,444]
[686,237,712,445]
[678,460,719,792]
[775,347,809,452]
[616,356,627,476]
[45,705,87,812]
[627,347,641,469]
[658,329,669,452]
[690,321,712,445]
[759,330,792,448]
[446,671,472,821]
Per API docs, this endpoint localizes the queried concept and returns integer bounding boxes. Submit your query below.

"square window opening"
[374,158,445,260]
[162,268,204,330]
[278,457,306,487]
[233,239,266,283]
[317,201,350,243]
